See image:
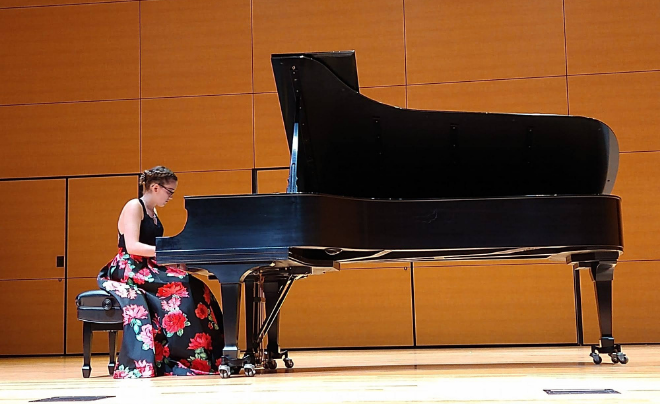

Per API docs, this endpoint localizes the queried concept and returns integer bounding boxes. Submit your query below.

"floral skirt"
[98,248,224,378]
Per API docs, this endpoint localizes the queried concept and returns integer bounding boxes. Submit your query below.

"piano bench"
[75,290,123,378]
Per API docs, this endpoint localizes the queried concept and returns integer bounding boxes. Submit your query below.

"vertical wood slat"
[580,261,660,344]
[414,263,578,345]
[611,152,660,261]
[252,0,406,92]
[405,0,565,84]
[407,77,568,115]
[0,101,140,179]
[0,279,65,355]
[67,176,138,279]
[0,2,139,105]
[0,180,65,281]
[565,0,660,74]
[140,0,252,98]
[280,267,414,349]
[141,95,254,173]
[568,72,660,153]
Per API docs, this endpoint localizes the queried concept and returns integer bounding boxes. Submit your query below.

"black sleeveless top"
[118,198,164,249]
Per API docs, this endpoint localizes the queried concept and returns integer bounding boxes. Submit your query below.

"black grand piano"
[156,51,625,378]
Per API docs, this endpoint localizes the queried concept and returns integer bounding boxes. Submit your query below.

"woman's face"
[153,180,177,207]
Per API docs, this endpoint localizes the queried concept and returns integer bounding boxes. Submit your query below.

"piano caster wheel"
[609,353,619,364]
[219,365,231,379]
[244,364,256,377]
[264,359,277,370]
[590,352,602,365]
[616,352,629,364]
[284,358,294,369]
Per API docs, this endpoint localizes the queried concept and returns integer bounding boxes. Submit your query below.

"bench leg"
[82,322,93,378]
[108,331,117,375]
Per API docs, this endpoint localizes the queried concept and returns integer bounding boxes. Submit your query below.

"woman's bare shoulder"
[120,198,143,218]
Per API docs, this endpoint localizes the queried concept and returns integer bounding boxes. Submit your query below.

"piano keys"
[156,51,626,377]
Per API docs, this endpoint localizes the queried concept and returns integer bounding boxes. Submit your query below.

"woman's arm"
[118,199,156,257]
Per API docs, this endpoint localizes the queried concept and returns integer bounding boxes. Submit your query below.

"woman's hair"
[139,166,178,196]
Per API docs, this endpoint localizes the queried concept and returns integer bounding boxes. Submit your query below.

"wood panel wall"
[1,0,658,356]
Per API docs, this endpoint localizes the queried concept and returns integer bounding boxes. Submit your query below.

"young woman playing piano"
[98,166,224,378]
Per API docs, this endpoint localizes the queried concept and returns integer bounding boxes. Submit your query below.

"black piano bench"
[75,290,123,378]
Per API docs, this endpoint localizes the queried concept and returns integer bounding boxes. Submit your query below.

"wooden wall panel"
[156,170,252,237]
[361,86,406,108]
[408,77,568,115]
[611,152,660,261]
[68,176,138,279]
[568,72,660,152]
[254,93,290,169]
[141,95,253,172]
[141,0,252,97]
[0,101,140,178]
[580,261,660,344]
[257,169,289,194]
[0,1,126,7]
[280,267,414,348]
[0,180,65,280]
[405,0,565,84]
[0,2,139,105]
[0,279,64,355]
[565,0,660,75]
[414,263,577,345]
[252,0,405,92]
[66,277,121,354]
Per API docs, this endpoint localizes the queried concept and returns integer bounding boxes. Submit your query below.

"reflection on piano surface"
[156,51,626,377]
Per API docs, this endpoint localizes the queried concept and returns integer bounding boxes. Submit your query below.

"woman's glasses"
[159,184,175,197]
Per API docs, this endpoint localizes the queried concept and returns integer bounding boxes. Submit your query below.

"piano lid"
[271,51,619,199]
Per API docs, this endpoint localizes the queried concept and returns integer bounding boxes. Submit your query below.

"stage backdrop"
[0,0,659,355]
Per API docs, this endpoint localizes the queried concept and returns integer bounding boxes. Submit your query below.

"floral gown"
[98,200,224,378]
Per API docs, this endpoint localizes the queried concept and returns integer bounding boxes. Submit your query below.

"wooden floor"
[1,346,660,403]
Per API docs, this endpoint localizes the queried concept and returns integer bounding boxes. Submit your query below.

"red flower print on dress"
[135,360,155,377]
[203,287,211,304]
[194,303,209,320]
[179,359,190,368]
[166,266,187,278]
[161,295,182,312]
[163,310,187,335]
[154,341,165,362]
[187,332,212,350]
[113,368,129,379]
[191,358,211,373]
[156,282,189,298]
[138,324,154,350]
[132,268,152,285]
[122,304,148,326]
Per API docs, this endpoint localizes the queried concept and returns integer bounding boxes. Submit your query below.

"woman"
[98,166,224,378]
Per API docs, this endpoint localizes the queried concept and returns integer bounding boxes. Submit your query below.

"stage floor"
[1,345,659,403]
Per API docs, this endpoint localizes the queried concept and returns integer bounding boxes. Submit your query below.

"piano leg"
[243,277,261,367]
[220,283,242,363]
[585,260,629,365]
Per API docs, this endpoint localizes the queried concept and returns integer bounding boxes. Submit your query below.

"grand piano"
[156,51,626,378]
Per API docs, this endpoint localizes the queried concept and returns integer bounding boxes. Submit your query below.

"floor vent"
[544,389,620,395]
[30,396,115,402]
